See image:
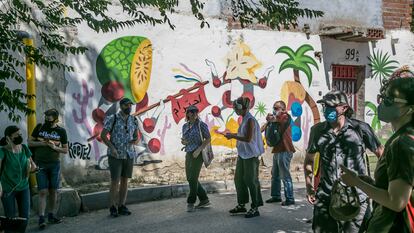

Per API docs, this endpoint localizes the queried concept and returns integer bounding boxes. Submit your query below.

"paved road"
[27,186,314,233]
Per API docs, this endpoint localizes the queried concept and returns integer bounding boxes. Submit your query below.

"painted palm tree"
[276,44,320,123]
[365,101,381,131]
[368,50,399,85]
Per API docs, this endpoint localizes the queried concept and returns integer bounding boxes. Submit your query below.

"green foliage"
[254,102,267,118]
[1,0,323,122]
[276,44,318,86]
[367,50,399,84]
[231,0,323,30]
[364,101,381,131]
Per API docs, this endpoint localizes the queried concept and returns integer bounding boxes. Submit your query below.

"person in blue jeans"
[0,125,37,233]
[29,109,68,229]
[261,100,296,206]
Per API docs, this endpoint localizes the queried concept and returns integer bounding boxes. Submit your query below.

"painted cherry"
[211,106,221,117]
[101,81,124,102]
[92,108,105,123]
[213,78,221,88]
[222,90,233,108]
[143,118,155,133]
[93,123,104,142]
[148,138,161,153]
[258,78,267,88]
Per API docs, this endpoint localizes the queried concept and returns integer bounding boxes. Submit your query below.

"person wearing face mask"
[341,67,414,233]
[100,98,140,218]
[1,125,37,233]
[28,108,68,229]
[181,105,211,212]
[260,100,296,206]
[225,97,264,218]
[303,91,383,233]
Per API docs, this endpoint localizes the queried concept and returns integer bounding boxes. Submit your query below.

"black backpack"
[265,115,290,147]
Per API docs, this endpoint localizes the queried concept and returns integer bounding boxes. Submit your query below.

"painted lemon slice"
[130,39,152,103]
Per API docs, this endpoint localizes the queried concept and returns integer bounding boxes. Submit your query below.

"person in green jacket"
[0,125,37,233]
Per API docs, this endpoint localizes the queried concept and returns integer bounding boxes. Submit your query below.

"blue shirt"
[103,112,139,159]
[182,119,210,153]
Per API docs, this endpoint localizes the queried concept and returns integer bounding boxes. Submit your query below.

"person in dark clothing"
[28,109,68,229]
[304,91,383,233]
[181,105,211,212]
[262,100,296,206]
[341,67,414,233]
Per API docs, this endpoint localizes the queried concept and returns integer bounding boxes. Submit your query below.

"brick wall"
[383,0,413,30]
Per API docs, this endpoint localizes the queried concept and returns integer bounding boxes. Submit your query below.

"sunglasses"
[377,94,407,106]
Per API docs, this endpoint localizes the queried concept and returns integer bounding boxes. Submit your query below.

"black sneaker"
[118,205,131,216]
[38,216,46,230]
[265,197,282,203]
[245,208,260,218]
[281,200,295,206]
[229,204,247,214]
[48,213,62,224]
[109,205,118,217]
[195,199,211,209]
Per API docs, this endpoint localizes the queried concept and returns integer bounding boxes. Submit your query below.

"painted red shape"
[143,118,155,133]
[241,92,255,109]
[211,106,221,117]
[136,93,148,112]
[92,108,105,123]
[93,123,104,142]
[167,83,210,124]
[148,138,161,153]
[213,78,221,88]
[101,81,124,102]
[222,90,233,108]
[238,116,243,125]
[258,78,267,88]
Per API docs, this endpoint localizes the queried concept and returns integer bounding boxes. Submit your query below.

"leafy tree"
[1,0,323,122]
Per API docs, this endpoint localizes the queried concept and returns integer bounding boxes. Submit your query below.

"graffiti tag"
[69,142,92,160]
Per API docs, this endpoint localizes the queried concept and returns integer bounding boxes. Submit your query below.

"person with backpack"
[100,98,140,217]
[261,100,296,206]
[225,97,264,218]
[181,105,211,212]
[28,109,68,230]
[303,91,383,233]
[341,67,414,233]
[0,125,37,233]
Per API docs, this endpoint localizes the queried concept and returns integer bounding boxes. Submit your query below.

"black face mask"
[44,120,55,127]
[12,135,23,145]
[122,107,132,115]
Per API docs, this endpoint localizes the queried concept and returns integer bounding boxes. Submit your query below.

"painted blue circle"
[291,125,302,142]
[291,102,303,117]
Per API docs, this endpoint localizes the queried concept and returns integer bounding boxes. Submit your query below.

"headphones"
[233,100,244,110]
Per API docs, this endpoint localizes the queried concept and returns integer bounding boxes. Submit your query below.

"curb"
[80,180,230,212]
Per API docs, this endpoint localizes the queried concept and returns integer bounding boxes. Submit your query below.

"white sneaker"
[187,203,195,212]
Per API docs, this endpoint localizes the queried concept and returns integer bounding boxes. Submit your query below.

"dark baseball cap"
[44,108,59,118]
[317,91,350,107]
[120,98,133,105]
[186,105,199,113]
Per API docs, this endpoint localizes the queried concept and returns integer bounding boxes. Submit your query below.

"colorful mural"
[368,50,399,85]
[276,44,321,141]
